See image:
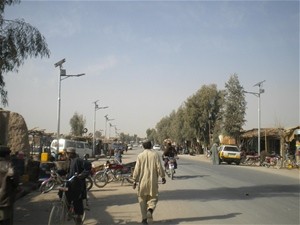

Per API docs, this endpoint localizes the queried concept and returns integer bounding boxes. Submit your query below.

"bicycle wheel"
[170,169,174,180]
[85,177,93,191]
[81,211,86,222]
[48,203,66,225]
[94,171,108,188]
[275,158,282,169]
[125,176,135,184]
[40,179,56,193]
[107,171,115,183]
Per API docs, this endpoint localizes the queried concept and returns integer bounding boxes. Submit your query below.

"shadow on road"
[156,212,242,224]
[174,174,210,180]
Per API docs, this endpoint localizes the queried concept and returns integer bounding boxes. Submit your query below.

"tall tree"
[69,112,86,137]
[0,0,50,106]
[156,115,172,144]
[223,73,246,142]
[146,128,157,144]
[184,84,223,146]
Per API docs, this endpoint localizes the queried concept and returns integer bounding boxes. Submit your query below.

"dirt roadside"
[178,153,300,180]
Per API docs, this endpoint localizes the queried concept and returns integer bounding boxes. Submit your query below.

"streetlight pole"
[93,100,108,156]
[244,80,265,156]
[54,58,85,155]
[104,115,114,140]
[115,127,120,138]
[109,123,116,139]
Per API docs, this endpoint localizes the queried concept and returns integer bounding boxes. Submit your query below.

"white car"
[153,144,161,150]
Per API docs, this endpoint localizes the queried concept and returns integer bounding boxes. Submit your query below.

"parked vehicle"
[241,154,260,166]
[261,153,282,169]
[153,144,161,150]
[50,139,93,159]
[283,155,299,170]
[218,145,241,165]
[93,160,136,188]
[40,169,93,193]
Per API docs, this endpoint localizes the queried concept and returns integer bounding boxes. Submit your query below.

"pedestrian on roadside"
[63,147,91,225]
[132,140,166,225]
[0,146,20,225]
[211,143,219,165]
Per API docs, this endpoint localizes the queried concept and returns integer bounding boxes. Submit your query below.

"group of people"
[0,140,172,225]
[65,140,168,225]
[58,141,169,225]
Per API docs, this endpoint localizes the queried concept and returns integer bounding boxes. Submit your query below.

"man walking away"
[132,140,166,225]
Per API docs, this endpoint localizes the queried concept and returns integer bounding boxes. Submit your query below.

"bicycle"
[48,175,87,225]
[40,169,93,194]
[283,155,300,170]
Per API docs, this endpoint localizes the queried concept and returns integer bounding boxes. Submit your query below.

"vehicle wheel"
[236,161,240,165]
[170,169,174,180]
[80,210,86,223]
[107,171,115,183]
[93,172,108,188]
[40,180,56,193]
[166,169,170,177]
[283,160,289,169]
[275,159,282,169]
[125,177,135,184]
[246,159,253,166]
[85,177,93,191]
[48,203,64,225]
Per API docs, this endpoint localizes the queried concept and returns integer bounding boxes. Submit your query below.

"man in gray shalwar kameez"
[211,143,220,165]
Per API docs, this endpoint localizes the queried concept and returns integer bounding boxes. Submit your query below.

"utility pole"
[93,100,108,156]
[244,80,266,156]
[54,59,85,156]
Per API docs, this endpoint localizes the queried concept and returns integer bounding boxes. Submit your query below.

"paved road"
[14,148,299,225]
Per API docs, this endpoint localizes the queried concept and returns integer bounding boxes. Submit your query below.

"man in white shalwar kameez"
[132,140,166,225]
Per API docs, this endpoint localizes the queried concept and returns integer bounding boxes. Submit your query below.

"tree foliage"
[152,83,224,148]
[146,128,158,144]
[184,84,224,146]
[69,112,86,137]
[223,73,246,141]
[0,0,50,106]
[119,133,140,144]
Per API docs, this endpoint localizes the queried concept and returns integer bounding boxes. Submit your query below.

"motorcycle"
[163,156,177,180]
[261,153,282,169]
[93,160,136,188]
[242,154,260,166]
[40,169,93,193]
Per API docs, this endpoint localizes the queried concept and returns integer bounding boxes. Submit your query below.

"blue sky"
[3,0,299,138]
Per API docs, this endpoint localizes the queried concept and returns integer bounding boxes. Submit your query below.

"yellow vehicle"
[218,145,241,165]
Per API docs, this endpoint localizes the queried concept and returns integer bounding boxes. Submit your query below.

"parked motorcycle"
[261,153,282,169]
[40,169,93,193]
[242,154,260,166]
[163,156,177,180]
[93,160,136,188]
